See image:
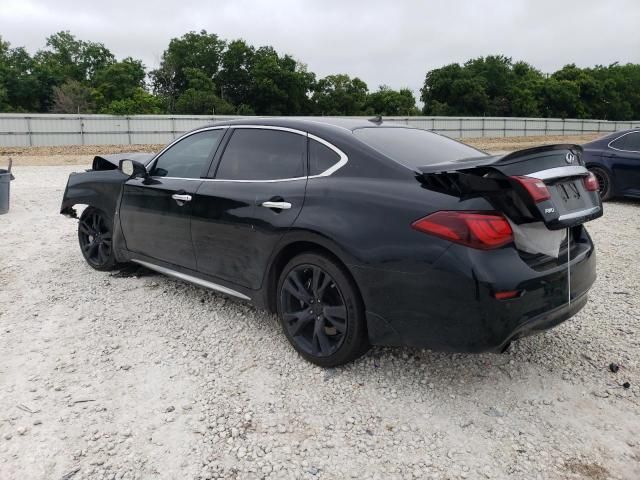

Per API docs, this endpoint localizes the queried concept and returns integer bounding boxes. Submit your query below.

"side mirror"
[119,159,148,179]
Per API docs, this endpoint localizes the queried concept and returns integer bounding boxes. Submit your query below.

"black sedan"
[61,118,602,367]
[583,128,640,200]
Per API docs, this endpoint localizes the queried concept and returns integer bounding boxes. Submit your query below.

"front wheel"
[589,166,613,201]
[277,252,369,367]
[78,206,118,271]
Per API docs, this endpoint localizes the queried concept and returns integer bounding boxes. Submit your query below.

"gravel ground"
[0,165,639,480]
[0,134,602,167]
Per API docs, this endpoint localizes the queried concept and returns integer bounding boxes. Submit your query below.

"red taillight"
[411,211,514,250]
[583,172,599,192]
[494,290,521,300]
[511,176,551,203]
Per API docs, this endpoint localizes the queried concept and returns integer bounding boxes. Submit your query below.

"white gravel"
[1,165,639,480]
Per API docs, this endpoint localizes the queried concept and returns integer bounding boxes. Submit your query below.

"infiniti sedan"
[61,118,602,366]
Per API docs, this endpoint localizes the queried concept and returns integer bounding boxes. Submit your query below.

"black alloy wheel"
[589,166,612,201]
[277,252,369,367]
[78,207,117,271]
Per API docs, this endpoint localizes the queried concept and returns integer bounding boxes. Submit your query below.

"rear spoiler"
[416,144,584,175]
[416,144,602,230]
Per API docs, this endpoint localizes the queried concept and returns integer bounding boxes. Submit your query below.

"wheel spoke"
[79,222,93,236]
[285,310,314,336]
[284,271,311,304]
[87,241,99,258]
[323,305,346,320]
[324,315,346,333]
[312,267,331,298]
[91,213,100,232]
[312,321,331,355]
[98,242,109,263]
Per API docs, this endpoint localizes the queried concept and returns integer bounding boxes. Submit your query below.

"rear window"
[352,127,484,167]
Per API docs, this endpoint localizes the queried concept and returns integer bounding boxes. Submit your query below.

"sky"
[1,0,639,100]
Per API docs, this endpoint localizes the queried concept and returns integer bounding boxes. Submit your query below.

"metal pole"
[524,119,528,137]
[26,117,33,146]
[79,117,85,145]
[126,116,132,145]
[503,118,506,137]
[544,119,548,135]
[482,117,485,137]
[171,116,176,139]
[459,118,463,138]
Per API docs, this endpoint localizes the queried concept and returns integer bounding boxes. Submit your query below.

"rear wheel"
[78,207,118,271]
[589,166,613,201]
[277,252,369,367]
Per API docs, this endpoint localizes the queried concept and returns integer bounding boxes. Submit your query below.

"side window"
[216,129,306,180]
[151,129,224,178]
[611,132,640,152]
[309,138,341,175]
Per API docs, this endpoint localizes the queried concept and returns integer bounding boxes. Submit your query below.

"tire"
[277,252,369,367]
[589,166,613,201]
[77,206,118,271]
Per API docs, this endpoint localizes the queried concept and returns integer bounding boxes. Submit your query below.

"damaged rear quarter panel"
[60,169,128,219]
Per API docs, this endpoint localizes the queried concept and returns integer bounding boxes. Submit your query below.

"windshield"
[353,127,486,167]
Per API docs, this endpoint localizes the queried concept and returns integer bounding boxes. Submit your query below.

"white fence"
[0,114,639,147]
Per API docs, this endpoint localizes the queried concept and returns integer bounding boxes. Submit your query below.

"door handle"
[261,201,292,210]
[171,194,192,202]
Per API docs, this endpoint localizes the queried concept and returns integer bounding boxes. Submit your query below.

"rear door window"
[309,138,341,175]
[610,132,640,152]
[216,128,306,180]
[353,127,485,167]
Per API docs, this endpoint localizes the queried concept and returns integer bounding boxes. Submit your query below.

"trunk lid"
[417,144,603,230]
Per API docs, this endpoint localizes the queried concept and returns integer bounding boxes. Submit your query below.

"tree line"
[1,31,638,120]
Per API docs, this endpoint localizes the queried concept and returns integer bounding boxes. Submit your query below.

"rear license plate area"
[554,180,587,211]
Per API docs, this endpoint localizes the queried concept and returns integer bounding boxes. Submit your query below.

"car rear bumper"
[352,228,596,352]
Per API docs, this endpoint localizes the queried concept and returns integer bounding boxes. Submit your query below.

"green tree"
[312,74,368,115]
[151,30,226,111]
[102,88,164,115]
[539,78,582,118]
[35,31,114,83]
[0,43,42,111]
[365,86,418,115]
[51,79,94,113]
[216,39,255,106]
[247,47,315,115]
[174,68,234,114]
[93,58,146,109]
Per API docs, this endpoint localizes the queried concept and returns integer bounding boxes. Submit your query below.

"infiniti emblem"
[565,152,575,164]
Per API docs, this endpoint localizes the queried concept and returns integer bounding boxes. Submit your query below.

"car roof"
[191,116,409,139]
[587,128,640,144]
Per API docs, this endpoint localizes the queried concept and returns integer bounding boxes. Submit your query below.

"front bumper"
[352,229,596,353]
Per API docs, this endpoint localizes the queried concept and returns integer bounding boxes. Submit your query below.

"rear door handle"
[171,194,192,202]
[261,201,292,210]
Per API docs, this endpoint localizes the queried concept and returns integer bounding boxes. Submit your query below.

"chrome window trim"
[307,132,348,177]
[228,124,309,136]
[525,165,589,180]
[145,124,349,183]
[131,259,251,300]
[607,131,640,153]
